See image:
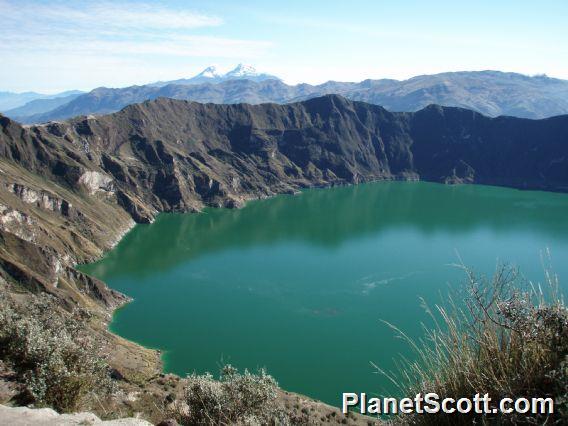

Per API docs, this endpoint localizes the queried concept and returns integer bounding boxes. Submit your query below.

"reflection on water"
[80,181,568,406]
[86,182,568,277]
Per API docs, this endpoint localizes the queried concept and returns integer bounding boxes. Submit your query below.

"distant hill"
[0,90,83,112]
[3,92,83,120]
[0,91,45,111]
[7,71,568,123]
[342,71,568,119]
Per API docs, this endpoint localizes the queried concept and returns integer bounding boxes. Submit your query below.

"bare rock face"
[7,183,74,216]
[78,171,114,195]
[0,404,152,425]
[0,203,36,242]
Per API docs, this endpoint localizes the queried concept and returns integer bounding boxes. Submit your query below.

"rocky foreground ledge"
[0,397,378,425]
[0,405,152,425]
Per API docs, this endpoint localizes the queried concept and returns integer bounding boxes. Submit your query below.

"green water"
[80,181,568,406]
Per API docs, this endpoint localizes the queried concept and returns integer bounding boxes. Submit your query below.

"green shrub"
[172,364,286,425]
[381,262,568,425]
[0,293,114,412]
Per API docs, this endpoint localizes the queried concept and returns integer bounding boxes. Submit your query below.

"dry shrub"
[0,292,114,412]
[172,364,287,425]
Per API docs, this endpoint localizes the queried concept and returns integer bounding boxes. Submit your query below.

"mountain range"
[5,68,568,124]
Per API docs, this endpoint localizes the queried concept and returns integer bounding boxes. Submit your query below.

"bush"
[0,292,114,412]
[172,364,286,425]
[381,261,568,425]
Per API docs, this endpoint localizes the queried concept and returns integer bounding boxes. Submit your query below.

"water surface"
[80,182,568,405]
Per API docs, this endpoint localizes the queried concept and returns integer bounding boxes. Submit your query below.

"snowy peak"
[225,64,259,78]
[184,63,280,83]
[149,64,280,88]
[196,66,221,79]
[222,64,280,82]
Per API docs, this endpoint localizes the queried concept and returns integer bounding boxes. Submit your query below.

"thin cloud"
[261,13,567,56]
[0,1,271,58]
[0,0,272,91]
[0,0,223,30]
[0,34,272,58]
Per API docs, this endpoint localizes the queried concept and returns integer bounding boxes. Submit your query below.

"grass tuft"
[381,258,568,424]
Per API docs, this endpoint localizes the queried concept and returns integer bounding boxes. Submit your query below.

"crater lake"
[79,181,568,406]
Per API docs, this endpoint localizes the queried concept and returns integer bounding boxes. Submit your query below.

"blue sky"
[1,0,567,93]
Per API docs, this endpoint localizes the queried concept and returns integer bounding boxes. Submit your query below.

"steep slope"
[11,71,568,123]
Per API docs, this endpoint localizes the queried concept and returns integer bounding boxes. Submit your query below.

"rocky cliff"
[1,95,568,302]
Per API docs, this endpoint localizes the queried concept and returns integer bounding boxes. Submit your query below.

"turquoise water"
[80,181,568,406]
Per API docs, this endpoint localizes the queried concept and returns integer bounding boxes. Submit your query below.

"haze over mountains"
[4,66,568,124]
[0,90,83,112]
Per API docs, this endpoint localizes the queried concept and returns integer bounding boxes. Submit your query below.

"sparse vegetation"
[381,259,568,425]
[0,291,114,413]
[171,364,287,425]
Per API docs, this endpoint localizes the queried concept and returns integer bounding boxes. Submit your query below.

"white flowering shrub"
[173,364,286,425]
[0,293,114,412]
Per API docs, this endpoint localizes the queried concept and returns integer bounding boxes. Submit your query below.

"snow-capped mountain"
[149,64,280,87]
[198,66,222,79]
[225,64,258,78]
[223,64,280,82]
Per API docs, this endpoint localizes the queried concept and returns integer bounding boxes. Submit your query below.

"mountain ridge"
[8,70,568,124]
